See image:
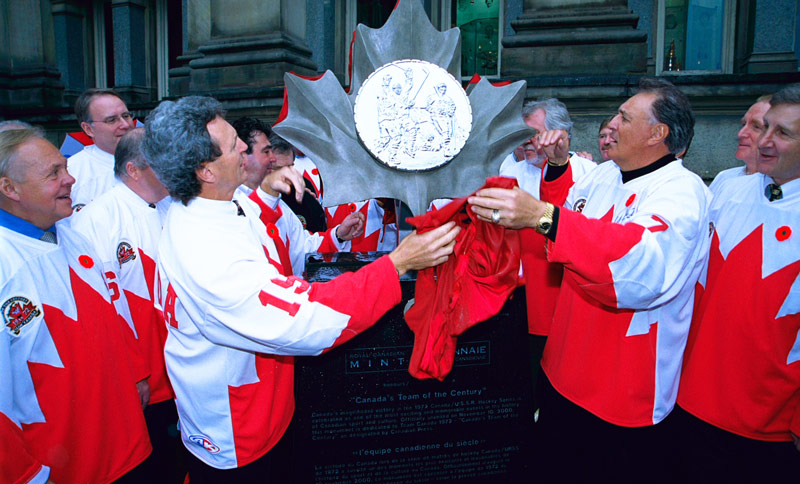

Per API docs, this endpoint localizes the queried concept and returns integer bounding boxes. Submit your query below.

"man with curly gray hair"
[141,96,459,480]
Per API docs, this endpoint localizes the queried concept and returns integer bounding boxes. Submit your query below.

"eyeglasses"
[89,112,133,126]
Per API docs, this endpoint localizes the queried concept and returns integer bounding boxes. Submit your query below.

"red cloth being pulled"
[404,176,522,380]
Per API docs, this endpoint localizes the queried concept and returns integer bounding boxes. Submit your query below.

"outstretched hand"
[335,212,365,241]
[389,221,460,277]
[260,166,304,203]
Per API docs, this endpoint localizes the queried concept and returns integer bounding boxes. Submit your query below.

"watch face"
[353,59,472,172]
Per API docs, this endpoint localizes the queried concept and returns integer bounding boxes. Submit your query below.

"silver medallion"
[354,59,472,171]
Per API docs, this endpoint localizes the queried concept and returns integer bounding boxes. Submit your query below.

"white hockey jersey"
[708,165,747,195]
[245,187,347,277]
[69,184,173,404]
[541,159,711,426]
[1,223,151,483]
[66,144,120,211]
[679,174,800,441]
[157,196,401,469]
[325,199,392,252]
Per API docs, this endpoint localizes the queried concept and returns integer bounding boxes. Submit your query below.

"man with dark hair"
[141,96,459,481]
[68,87,135,210]
[0,129,152,483]
[470,78,711,481]
[708,94,772,193]
[232,118,363,276]
[231,116,274,196]
[676,83,800,480]
[70,127,185,482]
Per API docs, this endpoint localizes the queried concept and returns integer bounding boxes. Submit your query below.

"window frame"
[654,0,736,75]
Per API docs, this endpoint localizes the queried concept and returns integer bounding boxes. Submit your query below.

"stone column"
[501,0,647,77]
[169,0,208,95]
[51,0,89,103]
[110,0,150,102]
[173,0,317,96]
[0,0,64,109]
[738,0,797,73]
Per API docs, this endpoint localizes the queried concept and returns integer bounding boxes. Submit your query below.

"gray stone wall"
[568,113,740,183]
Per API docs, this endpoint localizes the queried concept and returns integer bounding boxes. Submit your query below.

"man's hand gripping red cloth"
[404,177,522,380]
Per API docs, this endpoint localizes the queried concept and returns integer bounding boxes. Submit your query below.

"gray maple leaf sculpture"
[272,0,533,216]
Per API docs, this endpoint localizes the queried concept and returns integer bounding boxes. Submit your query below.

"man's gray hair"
[636,78,694,155]
[0,128,42,180]
[0,120,44,136]
[522,98,574,137]
[769,84,800,107]
[114,128,148,179]
[141,96,226,205]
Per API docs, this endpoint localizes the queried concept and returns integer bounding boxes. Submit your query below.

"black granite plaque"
[290,252,534,484]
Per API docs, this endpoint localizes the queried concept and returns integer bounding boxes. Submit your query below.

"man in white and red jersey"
[141,96,459,481]
[232,117,364,277]
[470,78,710,482]
[326,198,397,251]
[0,129,151,483]
[70,127,185,482]
[708,94,772,194]
[498,98,596,408]
[676,84,800,481]
[67,88,136,210]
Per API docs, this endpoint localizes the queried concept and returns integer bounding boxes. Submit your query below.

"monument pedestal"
[290,253,534,483]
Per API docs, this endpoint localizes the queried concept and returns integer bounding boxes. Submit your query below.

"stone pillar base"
[502,6,647,77]
[115,85,153,104]
[187,33,317,94]
[740,52,798,74]
[0,63,64,109]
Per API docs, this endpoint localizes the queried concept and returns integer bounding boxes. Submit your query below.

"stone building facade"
[2,0,800,181]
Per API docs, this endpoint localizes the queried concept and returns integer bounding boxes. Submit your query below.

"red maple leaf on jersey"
[693,225,800,365]
[122,249,173,403]
[23,268,150,483]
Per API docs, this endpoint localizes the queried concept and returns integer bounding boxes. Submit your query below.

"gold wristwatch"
[536,203,555,235]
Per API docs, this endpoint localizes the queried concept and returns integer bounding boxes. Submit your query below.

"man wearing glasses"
[68,88,135,211]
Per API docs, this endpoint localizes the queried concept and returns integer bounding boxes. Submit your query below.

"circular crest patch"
[573,198,587,213]
[2,296,41,336]
[116,241,137,266]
